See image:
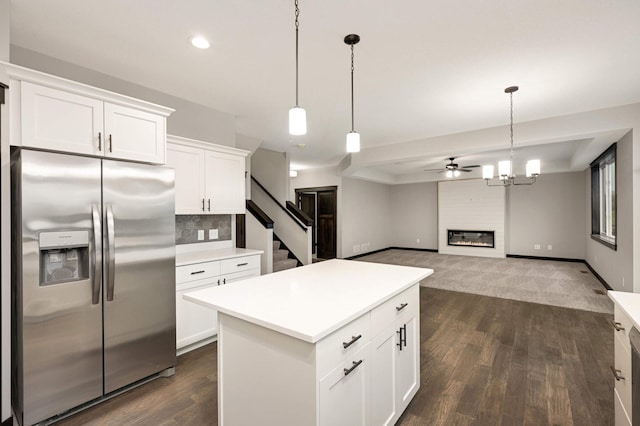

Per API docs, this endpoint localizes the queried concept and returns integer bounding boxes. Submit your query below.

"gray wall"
[586,131,634,291]
[341,177,392,257]
[508,172,586,259]
[0,0,8,62]
[10,46,236,145]
[389,182,438,250]
[251,148,289,205]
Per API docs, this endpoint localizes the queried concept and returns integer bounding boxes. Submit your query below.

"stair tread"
[273,258,298,272]
[273,249,289,261]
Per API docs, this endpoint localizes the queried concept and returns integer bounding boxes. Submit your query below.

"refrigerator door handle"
[91,204,102,305]
[106,204,116,301]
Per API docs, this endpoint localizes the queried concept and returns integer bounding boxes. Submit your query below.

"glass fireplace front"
[447,230,495,248]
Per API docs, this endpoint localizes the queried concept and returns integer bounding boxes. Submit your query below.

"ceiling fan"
[424,157,481,177]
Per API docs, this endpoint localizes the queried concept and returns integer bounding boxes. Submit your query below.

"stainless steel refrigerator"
[11,148,176,425]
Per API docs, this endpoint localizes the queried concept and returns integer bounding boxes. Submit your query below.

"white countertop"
[610,291,640,328]
[176,247,263,266]
[184,259,433,343]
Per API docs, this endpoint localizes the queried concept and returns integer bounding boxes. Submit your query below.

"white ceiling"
[9,0,640,182]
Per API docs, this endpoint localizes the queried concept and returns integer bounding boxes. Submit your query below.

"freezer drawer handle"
[343,360,363,376]
[396,302,408,312]
[613,321,625,332]
[610,366,625,381]
[237,262,249,267]
[91,204,102,305]
[343,334,362,349]
[106,205,116,301]
[190,270,206,275]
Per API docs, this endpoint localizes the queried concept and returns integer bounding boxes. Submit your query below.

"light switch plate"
[209,229,219,240]
[197,230,205,241]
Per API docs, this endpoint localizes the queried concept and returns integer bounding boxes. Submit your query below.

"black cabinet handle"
[190,270,205,275]
[108,134,113,152]
[613,321,625,331]
[610,366,625,381]
[208,199,211,211]
[202,199,205,212]
[396,302,408,312]
[98,132,102,150]
[397,324,407,350]
[342,334,362,349]
[343,360,363,376]
[237,262,249,267]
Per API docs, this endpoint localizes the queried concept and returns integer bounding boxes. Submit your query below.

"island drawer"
[176,261,221,284]
[371,284,419,331]
[316,312,371,377]
[220,255,260,275]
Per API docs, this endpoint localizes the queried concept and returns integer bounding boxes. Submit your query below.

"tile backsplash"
[175,215,232,245]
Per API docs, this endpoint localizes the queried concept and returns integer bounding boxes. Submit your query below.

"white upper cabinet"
[167,135,249,215]
[8,64,173,164]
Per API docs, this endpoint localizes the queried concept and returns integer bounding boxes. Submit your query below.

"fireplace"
[447,230,495,248]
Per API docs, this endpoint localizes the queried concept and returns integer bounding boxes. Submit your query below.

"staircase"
[273,239,299,272]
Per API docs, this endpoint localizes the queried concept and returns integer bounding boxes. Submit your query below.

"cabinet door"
[371,326,398,426]
[204,149,246,214]
[176,281,219,351]
[319,344,370,426]
[104,103,165,164]
[396,315,420,409]
[21,81,104,156]
[166,144,206,214]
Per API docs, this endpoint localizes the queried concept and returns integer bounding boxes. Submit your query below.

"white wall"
[586,132,634,291]
[389,182,438,250]
[341,177,392,257]
[251,148,289,205]
[0,0,8,62]
[508,172,585,259]
[236,133,263,200]
[10,46,236,145]
[245,213,273,275]
[438,179,506,258]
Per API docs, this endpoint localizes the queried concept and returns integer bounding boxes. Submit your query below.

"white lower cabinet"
[612,304,633,426]
[216,283,420,425]
[176,254,260,354]
[319,344,371,426]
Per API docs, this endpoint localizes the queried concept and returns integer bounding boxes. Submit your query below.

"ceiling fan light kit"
[484,86,541,187]
[289,0,307,136]
[425,157,480,178]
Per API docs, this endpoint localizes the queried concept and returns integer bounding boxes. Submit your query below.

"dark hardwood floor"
[57,287,613,425]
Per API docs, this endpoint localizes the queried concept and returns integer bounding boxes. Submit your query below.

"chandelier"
[483,86,540,186]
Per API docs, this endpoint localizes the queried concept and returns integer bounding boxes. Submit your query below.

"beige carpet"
[356,249,613,314]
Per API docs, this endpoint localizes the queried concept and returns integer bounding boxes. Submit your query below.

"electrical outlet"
[209,229,219,240]
[353,245,360,253]
[197,230,204,241]
[534,244,540,250]
[547,245,552,250]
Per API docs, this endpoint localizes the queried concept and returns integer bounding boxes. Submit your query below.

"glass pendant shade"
[453,170,461,177]
[346,131,360,153]
[526,159,541,177]
[289,106,307,135]
[483,165,494,180]
[498,160,511,179]
[445,170,453,178]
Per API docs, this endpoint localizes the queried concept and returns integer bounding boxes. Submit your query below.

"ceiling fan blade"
[423,168,443,172]
[459,169,474,172]
[461,164,481,168]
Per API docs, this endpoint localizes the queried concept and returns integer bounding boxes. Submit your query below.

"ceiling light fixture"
[289,0,307,135]
[289,169,298,178]
[483,86,540,186]
[190,36,210,49]
[345,34,361,153]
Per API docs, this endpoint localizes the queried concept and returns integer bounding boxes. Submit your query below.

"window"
[590,143,616,249]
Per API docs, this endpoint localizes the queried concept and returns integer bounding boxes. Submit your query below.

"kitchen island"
[184,259,433,426]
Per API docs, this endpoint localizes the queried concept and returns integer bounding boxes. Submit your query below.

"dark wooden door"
[298,193,316,254]
[316,191,336,259]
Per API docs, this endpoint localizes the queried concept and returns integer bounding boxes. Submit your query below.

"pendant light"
[289,0,307,135]
[483,86,541,186]
[345,34,361,153]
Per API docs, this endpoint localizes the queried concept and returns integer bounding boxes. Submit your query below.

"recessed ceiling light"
[190,36,210,49]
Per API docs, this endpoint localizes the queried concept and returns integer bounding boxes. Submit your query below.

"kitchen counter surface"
[176,247,263,266]
[609,291,640,328]
[184,258,433,343]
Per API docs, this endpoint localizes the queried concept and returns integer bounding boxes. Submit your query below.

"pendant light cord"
[509,90,514,176]
[294,0,300,107]
[350,44,355,132]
